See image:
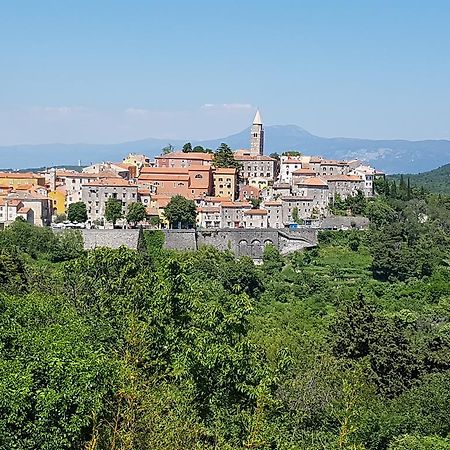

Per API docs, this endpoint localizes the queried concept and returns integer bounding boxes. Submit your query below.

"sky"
[0,0,449,145]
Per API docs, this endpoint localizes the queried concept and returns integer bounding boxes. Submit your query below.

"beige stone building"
[196,206,221,228]
[220,201,250,228]
[292,177,329,216]
[264,200,283,228]
[5,191,52,226]
[243,209,268,229]
[234,151,277,189]
[81,178,138,223]
[326,175,365,200]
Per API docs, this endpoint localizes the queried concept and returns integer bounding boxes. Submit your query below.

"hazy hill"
[388,163,450,194]
[2,125,450,173]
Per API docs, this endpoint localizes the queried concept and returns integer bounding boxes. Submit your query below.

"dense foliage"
[164,195,197,229]
[67,201,88,223]
[2,180,450,449]
[389,163,450,195]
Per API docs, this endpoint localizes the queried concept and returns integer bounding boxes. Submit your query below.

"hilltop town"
[0,111,383,230]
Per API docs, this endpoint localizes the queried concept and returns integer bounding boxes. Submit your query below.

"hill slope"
[1,125,450,173]
[388,163,450,194]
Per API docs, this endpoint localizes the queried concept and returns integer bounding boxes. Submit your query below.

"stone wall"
[82,229,140,250]
[81,228,318,259]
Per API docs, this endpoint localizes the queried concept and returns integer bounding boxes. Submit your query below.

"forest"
[1,178,450,449]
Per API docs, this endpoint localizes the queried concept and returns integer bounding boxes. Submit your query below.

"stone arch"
[238,239,249,256]
[251,239,262,258]
[264,239,273,246]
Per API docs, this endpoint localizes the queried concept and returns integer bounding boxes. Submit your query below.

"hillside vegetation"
[389,162,450,194]
[1,179,450,449]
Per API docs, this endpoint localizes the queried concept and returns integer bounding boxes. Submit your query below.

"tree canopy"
[126,201,146,227]
[67,201,87,223]
[213,143,242,170]
[105,197,123,227]
[164,195,197,229]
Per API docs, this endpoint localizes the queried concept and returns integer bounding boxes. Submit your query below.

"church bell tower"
[250,109,264,155]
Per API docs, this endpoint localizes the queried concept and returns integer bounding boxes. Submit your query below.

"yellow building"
[147,195,170,228]
[213,168,237,200]
[0,172,46,188]
[48,188,66,216]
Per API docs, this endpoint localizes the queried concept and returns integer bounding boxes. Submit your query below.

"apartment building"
[138,166,213,199]
[155,151,214,168]
[213,168,237,200]
[81,178,138,222]
[234,151,277,188]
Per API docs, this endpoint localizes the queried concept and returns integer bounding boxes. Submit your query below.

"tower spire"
[250,109,264,155]
[253,109,262,125]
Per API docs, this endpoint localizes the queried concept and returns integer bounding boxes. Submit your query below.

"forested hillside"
[2,179,450,449]
[389,163,450,194]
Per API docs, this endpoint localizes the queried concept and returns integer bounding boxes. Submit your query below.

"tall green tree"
[161,144,174,155]
[105,197,123,228]
[182,142,192,153]
[67,201,87,223]
[213,143,241,170]
[164,195,197,229]
[126,202,146,227]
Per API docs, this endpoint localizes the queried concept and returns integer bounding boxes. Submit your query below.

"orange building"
[155,151,214,168]
[138,166,213,199]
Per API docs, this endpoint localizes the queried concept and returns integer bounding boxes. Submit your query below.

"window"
[195,174,203,179]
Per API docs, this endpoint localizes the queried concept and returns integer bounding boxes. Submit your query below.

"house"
[239,184,261,202]
[196,206,221,228]
[155,151,214,168]
[213,168,237,200]
[325,175,365,200]
[5,191,52,226]
[264,200,283,228]
[243,208,268,229]
[234,151,277,188]
[138,166,213,199]
[220,202,250,228]
[81,178,138,223]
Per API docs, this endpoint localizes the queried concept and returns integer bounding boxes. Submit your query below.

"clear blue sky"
[0,0,449,144]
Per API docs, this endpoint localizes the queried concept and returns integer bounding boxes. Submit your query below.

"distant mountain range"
[1,125,450,174]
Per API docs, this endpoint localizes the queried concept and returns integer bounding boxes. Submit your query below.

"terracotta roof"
[221,201,251,208]
[282,160,303,165]
[138,189,151,195]
[244,209,268,215]
[6,199,23,207]
[139,174,190,182]
[8,191,48,200]
[292,168,316,175]
[309,157,322,163]
[85,178,136,187]
[58,170,121,179]
[296,177,328,187]
[264,201,282,206]
[0,172,43,179]
[197,206,220,213]
[145,207,159,216]
[140,167,188,175]
[155,151,214,161]
[325,175,363,182]
[214,168,237,175]
[18,207,31,214]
